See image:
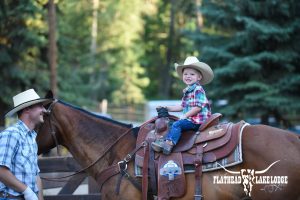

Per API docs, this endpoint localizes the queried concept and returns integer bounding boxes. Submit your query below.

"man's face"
[27,103,46,125]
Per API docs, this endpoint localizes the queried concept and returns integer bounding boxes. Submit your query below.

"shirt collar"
[17,120,36,136]
[183,82,201,93]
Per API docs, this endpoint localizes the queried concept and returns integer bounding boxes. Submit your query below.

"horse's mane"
[58,100,133,129]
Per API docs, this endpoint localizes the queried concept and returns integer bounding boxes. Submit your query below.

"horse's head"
[36,90,60,155]
[36,90,135,161]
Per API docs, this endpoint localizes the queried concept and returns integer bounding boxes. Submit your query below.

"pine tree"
[56,0,150,106]
[142,0,198,99]
[0,0,49,125]
[191,0,300,127]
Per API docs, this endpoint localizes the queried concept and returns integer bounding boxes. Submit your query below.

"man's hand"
[23,186,38,200]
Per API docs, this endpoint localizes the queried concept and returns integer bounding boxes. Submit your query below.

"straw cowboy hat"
[5,89,52,117]
[175,56,214,85]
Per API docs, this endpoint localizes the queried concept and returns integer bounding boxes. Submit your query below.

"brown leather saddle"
[135,113,246,200]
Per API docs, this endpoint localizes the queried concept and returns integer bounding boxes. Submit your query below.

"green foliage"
[55,0,149,107]
[189,0,300,123]
[54,1,97,106]
[101,0,150,105]
[141,0,197,99]
[0,0,49,112]
[1,0,299,127]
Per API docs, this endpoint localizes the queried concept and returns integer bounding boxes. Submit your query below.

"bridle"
[41,100,160,196]
[44,99,60,156]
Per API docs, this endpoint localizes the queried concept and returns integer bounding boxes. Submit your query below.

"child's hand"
[156,106,168,110]
[156,106,169,117]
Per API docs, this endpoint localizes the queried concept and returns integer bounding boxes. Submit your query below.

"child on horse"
[152,56,214,155]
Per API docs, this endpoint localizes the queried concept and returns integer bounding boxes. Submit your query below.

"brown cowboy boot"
[162,141,174,155]
[151,139,164,152]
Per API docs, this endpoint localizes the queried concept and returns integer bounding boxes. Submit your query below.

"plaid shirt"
[0,120,39,196]
[181,82,211,124]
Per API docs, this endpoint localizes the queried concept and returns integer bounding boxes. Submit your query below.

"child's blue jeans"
[165,119,200,145]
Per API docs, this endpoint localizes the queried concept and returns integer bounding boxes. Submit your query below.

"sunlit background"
[1,0,299,132]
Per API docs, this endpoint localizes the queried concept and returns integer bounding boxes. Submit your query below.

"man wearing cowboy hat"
[0,89,52,200]
[152,56,214,155]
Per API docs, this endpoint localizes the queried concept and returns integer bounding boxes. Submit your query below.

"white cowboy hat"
[174,56,214,85]
[5,89,52,117]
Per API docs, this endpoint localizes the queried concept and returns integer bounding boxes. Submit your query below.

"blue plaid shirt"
[181,82,211,124]
[0,120,39,196]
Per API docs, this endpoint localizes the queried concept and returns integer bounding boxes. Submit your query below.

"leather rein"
[40,99,146,184]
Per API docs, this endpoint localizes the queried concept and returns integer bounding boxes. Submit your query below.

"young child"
[152,56,214,155]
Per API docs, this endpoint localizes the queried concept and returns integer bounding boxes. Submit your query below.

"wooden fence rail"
[39,156,100,200]
[107,105,145,122]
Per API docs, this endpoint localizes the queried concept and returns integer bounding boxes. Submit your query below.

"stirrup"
[151,139,164,152]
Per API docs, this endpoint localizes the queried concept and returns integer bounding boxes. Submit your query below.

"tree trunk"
[90,0,104,100]
[90,0,99,55]
[195,0,203,31]
[272,109,291,128]
[48,0,58,97]
[261,113,269,125]
[159,0,175,98]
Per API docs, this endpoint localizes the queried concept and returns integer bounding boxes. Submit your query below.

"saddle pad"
[135,144,242,176]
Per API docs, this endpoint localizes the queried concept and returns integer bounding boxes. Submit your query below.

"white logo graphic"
[213,160,288,197]
[160,160,182,181]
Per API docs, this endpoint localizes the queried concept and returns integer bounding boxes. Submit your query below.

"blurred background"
[1,0,300,132]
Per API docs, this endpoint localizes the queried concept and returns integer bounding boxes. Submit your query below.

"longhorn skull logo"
[217,160,280,197]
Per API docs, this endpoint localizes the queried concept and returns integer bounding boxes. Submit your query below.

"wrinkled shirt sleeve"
[191,87,209,108]
[0,129,19,170]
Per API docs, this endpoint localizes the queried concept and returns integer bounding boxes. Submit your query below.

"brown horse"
[37,99,300,200]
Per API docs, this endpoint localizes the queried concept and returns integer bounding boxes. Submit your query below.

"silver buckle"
[117,160,127,171]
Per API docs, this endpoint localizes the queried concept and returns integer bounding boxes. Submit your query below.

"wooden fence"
[96,99,146,123]
[39,156,100,200]
[107,105,145,122]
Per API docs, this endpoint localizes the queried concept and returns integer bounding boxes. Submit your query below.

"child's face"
[182,68,202,86]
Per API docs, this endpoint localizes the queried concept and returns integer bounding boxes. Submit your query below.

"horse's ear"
[45,90,54,99]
